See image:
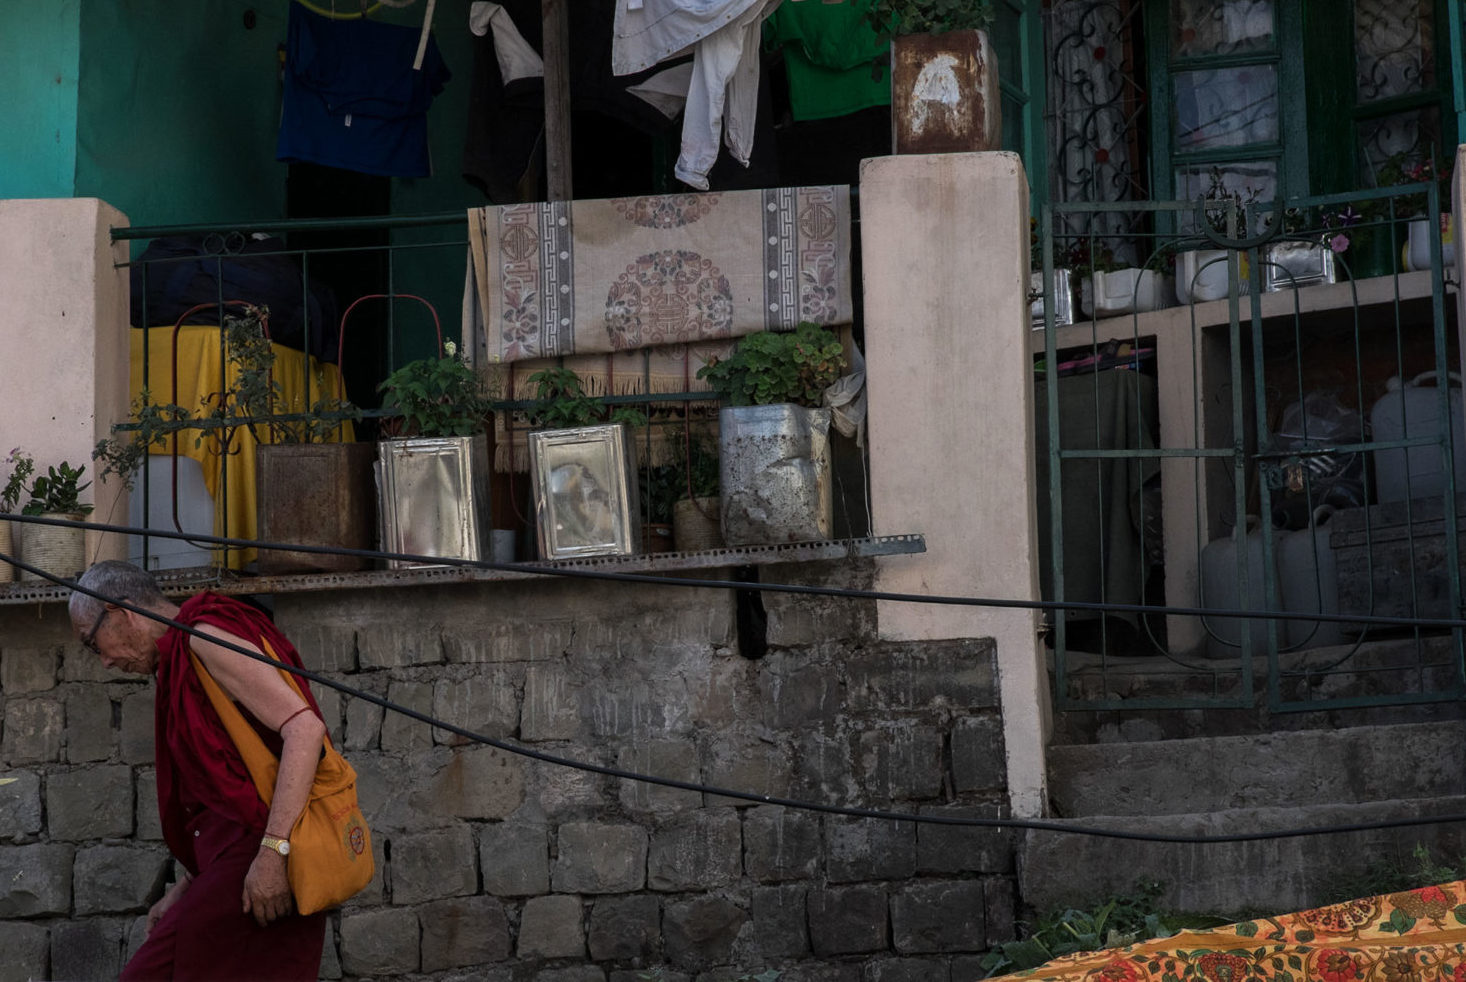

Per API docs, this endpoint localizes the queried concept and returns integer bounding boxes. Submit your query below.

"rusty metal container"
[376,435,491,568]
[528,424,640,560]
[719,405,832,545]
[256,442,377,574]
[891,29,1001,155]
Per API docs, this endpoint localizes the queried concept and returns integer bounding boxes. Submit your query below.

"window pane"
[1173,160,1278,233]
[1354,0,1435,103]
[1171,0,1274,57]
[1173,65,1278,150]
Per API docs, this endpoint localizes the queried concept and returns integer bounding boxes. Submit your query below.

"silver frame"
[529,424,640,559]
[376,435,491,569]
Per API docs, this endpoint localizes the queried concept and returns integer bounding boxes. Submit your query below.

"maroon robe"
[123,593,326,982]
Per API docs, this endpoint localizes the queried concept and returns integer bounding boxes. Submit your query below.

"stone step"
[1048,721,1466,817]
[1020,796,1466,917]
[1051,635,1465,743]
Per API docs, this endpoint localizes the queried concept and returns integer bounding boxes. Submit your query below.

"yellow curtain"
[129,327,354,569]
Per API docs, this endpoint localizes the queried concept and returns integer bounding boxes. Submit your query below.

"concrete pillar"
[0,198,131,568]
[859,153,1050,817]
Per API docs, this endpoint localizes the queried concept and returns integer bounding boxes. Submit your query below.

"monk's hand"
[242,849,293,926]
[146,874,191,936]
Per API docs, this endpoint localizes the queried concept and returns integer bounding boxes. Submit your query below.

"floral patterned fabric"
[466,187,853,364]
[996,882,1466,981]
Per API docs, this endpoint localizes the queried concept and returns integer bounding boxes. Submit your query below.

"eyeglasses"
[80,603,118,655]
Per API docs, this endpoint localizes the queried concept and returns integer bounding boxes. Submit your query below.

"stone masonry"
[0,562,1014,980]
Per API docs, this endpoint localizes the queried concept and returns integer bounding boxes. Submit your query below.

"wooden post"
[542,0,572,200]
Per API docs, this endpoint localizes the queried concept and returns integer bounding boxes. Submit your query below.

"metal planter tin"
[719,404,832,546]
[1264,239,1337,292]
[376,435,491,568]
[256,442,376,574]
[1030,267,1074,330]
[528,424,639,560]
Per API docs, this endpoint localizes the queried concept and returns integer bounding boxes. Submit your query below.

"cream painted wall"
[860,152,1050,818]
[0,198,131,569]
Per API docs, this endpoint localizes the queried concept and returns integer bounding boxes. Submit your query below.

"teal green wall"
[74,0,290,227]
[0,0,82,199]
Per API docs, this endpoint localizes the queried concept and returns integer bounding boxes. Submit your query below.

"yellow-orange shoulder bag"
[190,644,374,915]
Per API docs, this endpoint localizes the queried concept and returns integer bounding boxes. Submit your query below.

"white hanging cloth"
[612,0,783,190]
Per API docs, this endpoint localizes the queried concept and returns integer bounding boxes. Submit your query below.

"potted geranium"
[0,448,35,582]
[17,459,94,582]
[867,0,999,154]
[524,366,646,559]
[377,340,495,568]
[697,322,846,545]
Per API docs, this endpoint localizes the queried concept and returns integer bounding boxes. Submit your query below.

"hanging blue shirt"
[277,3,451,178]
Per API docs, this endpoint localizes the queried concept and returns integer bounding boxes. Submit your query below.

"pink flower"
[1330,233,1350,253]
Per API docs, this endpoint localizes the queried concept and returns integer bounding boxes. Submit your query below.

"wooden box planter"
[256,443,377,574]
[891,29,1001,154]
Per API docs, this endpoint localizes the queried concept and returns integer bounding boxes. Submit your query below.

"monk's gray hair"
[67,560,166,622]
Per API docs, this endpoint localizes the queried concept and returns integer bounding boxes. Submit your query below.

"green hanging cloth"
[764,0,891,121]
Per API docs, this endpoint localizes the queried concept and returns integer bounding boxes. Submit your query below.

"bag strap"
[189,637,329,809]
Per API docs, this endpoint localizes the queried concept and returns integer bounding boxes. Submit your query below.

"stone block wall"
[0,562,1014,981]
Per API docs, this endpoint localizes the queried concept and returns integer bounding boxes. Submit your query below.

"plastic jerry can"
[1276,506,1343,650]
[1201,516,1276,659]
[1369,371,1466,504]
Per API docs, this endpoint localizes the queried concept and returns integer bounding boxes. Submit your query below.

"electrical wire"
[9,527,1466,846]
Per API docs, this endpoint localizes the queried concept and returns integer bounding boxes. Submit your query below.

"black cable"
[7,511,1462,631]
[19,544,1466,846]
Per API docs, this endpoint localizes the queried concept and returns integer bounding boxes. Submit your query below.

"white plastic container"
[1405,213,1456,271]
[1200,516,1276,659]
[1369,371,1466,504]
[1080,268,1172,317]
[1277,506,1344,649]
[1176,249,1249,304]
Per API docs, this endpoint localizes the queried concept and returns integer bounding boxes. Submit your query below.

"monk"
[69,560,328,981]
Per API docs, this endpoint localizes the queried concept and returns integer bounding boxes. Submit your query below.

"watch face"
[278,840,291,856]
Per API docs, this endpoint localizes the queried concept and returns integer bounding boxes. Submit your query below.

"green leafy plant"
[23,461,94,516]
[525,366,647,429]
[978,880,1229,977]
[92,391,196,491]
[696,322,846,408]
[378,340,492,438]
[640,463,681,524]
[867,0,994,37]
[2,448,35,514]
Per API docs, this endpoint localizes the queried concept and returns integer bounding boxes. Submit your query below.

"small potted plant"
[697,322,846,545]
[1261,205,1339,293]
[17,459,94,582]
[524,366,647,559]
[377,340,495,568]
[1068,239,1171,318]
[867,0,999,154]
[1176,167,1259,304]
[669,424,723,551]
[0,448,35,582]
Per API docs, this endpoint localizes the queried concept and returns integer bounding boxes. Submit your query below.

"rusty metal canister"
[376,434,491,568]
[256,442,377,574]
[719,404,832,546]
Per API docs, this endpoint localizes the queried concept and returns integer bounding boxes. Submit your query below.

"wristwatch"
[260,834,291,857]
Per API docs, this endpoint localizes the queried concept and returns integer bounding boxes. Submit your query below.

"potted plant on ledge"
[377,340,495,569]
[868,0,999,154]
[524,366,646,560]
[0,448,35,582]
[18,458,94,582]
[697,322,846,545]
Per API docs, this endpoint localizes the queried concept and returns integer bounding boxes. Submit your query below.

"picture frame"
[528,424,640,559]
